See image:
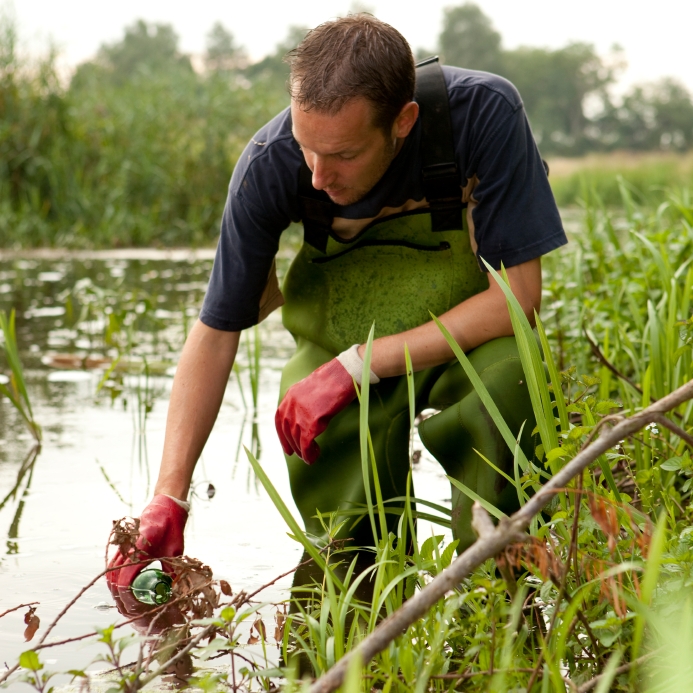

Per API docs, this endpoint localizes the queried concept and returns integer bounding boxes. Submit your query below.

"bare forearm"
[360,258,542,378]
[154,320,240,500]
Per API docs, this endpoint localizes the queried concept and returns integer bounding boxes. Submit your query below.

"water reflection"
[0,243,458,682]
[1,445,40,556]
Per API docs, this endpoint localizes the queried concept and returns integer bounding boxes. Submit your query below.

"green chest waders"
[279,59,538,551]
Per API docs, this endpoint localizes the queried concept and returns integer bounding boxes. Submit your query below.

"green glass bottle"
[131,569,173,605]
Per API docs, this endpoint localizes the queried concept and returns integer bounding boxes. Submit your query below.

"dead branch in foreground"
[309,378,693,693]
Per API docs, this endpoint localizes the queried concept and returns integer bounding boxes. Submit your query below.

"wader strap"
[297,57,463,251]
[298,160,332,253]
[415,57,463,232]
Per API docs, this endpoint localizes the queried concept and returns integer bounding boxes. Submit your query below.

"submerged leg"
[418,337,537,551]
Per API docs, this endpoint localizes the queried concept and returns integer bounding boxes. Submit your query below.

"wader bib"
[279,59,536,551]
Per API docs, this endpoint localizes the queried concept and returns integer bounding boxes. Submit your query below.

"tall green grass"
[240,186,693,691]
[0,15,287,248]
[549,153,693,207]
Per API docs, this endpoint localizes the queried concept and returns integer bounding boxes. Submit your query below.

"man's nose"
[310,157,335,191]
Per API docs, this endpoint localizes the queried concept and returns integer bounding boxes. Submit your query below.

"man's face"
[291,98,401,207]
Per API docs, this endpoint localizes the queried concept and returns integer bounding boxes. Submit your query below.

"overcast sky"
[11,0,693,93]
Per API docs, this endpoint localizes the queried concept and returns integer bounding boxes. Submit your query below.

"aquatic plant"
[0,309,41,444]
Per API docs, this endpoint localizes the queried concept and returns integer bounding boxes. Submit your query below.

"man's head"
[287,15,418,206]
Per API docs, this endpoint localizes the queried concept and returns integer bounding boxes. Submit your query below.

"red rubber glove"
[275,358,357,464]
[106,494,188,589]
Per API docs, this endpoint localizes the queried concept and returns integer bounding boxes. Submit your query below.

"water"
[0,247,451,688]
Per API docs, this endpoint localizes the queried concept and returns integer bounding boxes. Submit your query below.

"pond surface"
[0,246,450,689]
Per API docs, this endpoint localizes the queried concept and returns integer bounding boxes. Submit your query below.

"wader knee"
[418,337,536,551]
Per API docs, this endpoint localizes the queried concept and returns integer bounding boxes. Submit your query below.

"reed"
[0,309,41,443]
[7,188,693,690]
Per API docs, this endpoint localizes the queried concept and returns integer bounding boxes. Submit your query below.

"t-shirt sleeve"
[463,93,567,270]
[199,111,301,332]
[199,190,284,331]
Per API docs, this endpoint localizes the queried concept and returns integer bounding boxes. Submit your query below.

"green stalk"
[430,314,530,472]
[0,309,41,443]
[629,511,668,684]
[536,312,569,433]
[358,324,378,544]
[244,447,344,592]
[484,261,559,459]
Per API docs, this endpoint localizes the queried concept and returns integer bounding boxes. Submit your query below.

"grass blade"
[358,323,378,543]
[482,261,559,458]
[244,446,345,591]
[430,313,530,472]
[447,476,506,520]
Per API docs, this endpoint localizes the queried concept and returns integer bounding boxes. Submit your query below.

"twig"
[0,602,39,620]
[308,378,693,693]
[575,649,659,692]
[38,560,160,646]
[583,328,643,396]
[0,558,171,685]
[4,550,314,688]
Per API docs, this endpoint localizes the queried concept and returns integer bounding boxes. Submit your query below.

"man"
[107,14,566,592]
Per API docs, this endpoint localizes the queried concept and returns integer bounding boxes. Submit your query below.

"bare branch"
[0,602,39,620]
[583,327,643,396]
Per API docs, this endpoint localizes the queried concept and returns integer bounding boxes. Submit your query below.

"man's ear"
[392,101,419,139]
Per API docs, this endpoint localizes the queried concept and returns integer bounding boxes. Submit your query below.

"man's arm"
[154,319,240,501]
[359,257,542,377]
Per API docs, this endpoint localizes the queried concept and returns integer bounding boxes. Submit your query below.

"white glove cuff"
[161,494,191,513]
[336,344,380,386]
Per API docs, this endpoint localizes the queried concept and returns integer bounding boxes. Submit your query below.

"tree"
[94,20,192,82]
[502,43,617,154]
[594,78,693,151]
[244,25,309,93]
[205,22,247,73]
[438,3,503,73]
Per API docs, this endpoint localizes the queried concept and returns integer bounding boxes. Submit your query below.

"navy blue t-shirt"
[200,66,567,332]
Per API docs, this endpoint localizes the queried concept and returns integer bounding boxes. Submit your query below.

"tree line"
[73,5,693,157]
[1,6,692,247]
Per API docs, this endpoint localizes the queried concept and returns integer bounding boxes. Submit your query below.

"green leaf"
[595,400,623,414]
[661,457,684,471]
[630,511,668,682]
[342,652,363,693]
[220,606,236,621]
[536,313,569,433]
[19,651,42,671]
[244,447,344,592]
[440,540,459,569]
[545,447,568,463]
[358,323,379,543]
[420,535,444,561]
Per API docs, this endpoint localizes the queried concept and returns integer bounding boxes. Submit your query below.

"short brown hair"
[285,14,415,132]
